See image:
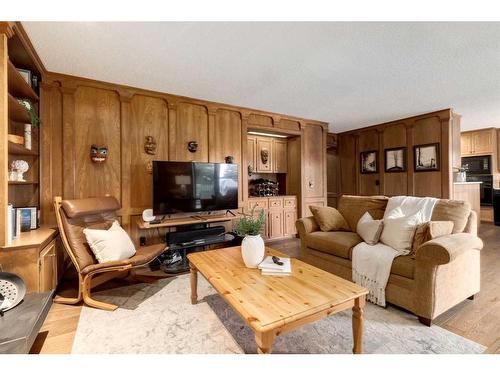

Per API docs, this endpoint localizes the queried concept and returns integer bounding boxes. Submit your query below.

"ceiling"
[22,22,500,132]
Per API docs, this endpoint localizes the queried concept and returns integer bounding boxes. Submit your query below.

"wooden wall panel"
[248,113,273,128]
[209,109,242,206]
[412,115,442,197]
[303,124,325,198]
[129,95,169,209]
[338,133,357,195]
[73,86,121,200]
[169,102,208,162]
[357,129,380,196]
[382,124,407,196]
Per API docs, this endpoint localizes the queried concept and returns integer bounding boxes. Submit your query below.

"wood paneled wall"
[39,72,328,234]
[337,109,461,199]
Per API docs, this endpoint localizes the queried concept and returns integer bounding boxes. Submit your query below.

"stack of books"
[258,256,292,276]
[7,205,38,244]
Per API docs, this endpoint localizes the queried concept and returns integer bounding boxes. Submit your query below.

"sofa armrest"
[416,233,483,265]
[295,216,319,238]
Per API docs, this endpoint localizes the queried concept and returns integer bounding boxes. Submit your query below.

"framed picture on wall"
[385,147,406,172]
[414,143,440,172]
[360,150,378,174]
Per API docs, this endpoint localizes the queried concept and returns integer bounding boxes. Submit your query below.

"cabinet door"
[247,136,257,174]
[461,133,472,155]
[283,210,297,236]
[472,130,493,154]
[303,125,325,198]
[256,137,273,173]
[39,241,57,292]
[273,139,288,173]
[268,211,283,239]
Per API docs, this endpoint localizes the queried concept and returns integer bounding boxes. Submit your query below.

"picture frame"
[385,147,406,173]
[360,150,378,174]
[414,143,440,172]
[17,68,32,86]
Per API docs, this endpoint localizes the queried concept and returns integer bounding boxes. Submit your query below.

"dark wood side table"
[0,291,53,353]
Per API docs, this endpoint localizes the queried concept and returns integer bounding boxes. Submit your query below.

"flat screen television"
[152,161,239,215]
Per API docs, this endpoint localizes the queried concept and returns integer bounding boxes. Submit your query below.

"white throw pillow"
[380,210,423,252]
[356,212,383,245]
[83,221,136,263]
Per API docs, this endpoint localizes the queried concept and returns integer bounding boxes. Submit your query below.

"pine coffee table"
[188,246,368,354]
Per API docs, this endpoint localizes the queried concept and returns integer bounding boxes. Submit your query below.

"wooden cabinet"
[256,137,273,172]
[0,228,60,293]
[273,139,287,173]
[248,135,289,173]
[461,129,495,156]
[283,210,297,236]
[268,211,283,238]
[248,196,297,240]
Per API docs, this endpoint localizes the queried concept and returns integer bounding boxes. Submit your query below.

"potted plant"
[18,99,41,151]
[235,205,266,268]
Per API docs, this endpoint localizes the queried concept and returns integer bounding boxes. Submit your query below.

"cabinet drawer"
[248,199,268,211]
[268,197,283,210]
[283,197,296,208]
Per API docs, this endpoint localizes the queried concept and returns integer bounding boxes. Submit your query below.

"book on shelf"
[6,206,38,243]
[258,256,292,276]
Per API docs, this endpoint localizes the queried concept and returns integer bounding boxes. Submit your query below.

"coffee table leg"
[190,262,198,305]
[352,295,366,354]
[255,331,275,354]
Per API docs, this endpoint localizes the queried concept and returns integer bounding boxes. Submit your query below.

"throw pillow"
[309,205,350,232]
[356,212,384,245]
[83,220,136,263]
[431,200,471,234]
[380,210,423,253]
[411,220,454,257]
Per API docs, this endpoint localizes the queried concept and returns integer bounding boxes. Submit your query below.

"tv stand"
[136,211,241,230]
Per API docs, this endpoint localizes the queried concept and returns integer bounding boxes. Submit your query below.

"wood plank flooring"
[31,226,500,354]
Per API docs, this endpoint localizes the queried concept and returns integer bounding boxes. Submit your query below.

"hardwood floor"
[31,227,500,354]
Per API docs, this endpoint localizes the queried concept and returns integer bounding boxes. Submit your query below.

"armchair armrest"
[295,216,319,238]
[416,233,483,265]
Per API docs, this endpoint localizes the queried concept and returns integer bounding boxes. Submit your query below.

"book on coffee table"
[258,256,292,276]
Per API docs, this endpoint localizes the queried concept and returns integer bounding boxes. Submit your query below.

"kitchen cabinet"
[256,137,273,173]
[247,135,289,173]
[461,129,495,156]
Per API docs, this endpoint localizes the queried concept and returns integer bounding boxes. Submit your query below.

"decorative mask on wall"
[188,141,198,153]
[90,145,108,163]
[260,149,269,164]
[144,136,157,155]
[225,155,234,164]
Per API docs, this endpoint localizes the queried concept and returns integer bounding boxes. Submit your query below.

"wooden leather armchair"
[53,196,166,311]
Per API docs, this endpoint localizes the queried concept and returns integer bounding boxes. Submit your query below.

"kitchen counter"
[453,181,482,185]
[453,182,481,217]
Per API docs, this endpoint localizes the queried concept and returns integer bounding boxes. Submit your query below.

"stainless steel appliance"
[461,155,492,175]
[467,174,493,206]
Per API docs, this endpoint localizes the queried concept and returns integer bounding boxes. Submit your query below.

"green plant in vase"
[236,205,267,268]
[18,99,41,126]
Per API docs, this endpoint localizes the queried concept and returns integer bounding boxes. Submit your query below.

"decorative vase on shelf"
[235,206,267,268]
[24,124,32,150]
[241,234,265,268]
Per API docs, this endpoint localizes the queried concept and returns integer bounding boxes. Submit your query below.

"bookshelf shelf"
[8,141,38,156]
[8,181,39,185]
[8,93,31,123]
[7,59,39,101]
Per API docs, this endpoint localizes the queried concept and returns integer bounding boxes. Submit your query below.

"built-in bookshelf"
[1,22,43,246]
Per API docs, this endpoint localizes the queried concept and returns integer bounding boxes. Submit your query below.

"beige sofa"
[296,195,483,326]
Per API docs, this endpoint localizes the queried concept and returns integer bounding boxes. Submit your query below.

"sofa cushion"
[411,221,454,256]
[304,231,362,259]
[431,199,471,234]
[356,212,383,245]
[338,195,388,231]
[390,255,415,279]
[309,205,350,232]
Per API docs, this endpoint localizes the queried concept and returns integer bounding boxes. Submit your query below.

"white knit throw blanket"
[352,196,438,306]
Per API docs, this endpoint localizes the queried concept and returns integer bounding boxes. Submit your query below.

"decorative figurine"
[188,141,198,153]
[225,155,234,164]
[144,136,157,155]
[10,160,29,181]
[90,145,108,163]
[261,149,269,164]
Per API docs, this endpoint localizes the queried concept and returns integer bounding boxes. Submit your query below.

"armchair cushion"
[83,221,136,263]
[304,231,362,259]
[431,199,471,234]
[309,205,350,232]
[416,233,483,265]
[81,243,166,275]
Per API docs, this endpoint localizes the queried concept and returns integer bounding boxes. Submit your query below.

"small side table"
[0,291,53,354]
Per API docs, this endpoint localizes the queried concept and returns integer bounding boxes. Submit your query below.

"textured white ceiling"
[22,22,500,132]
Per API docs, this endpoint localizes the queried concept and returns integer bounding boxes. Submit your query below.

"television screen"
[153,161,239,215]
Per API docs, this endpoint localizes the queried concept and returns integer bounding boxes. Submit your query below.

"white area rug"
[71,275,485,354]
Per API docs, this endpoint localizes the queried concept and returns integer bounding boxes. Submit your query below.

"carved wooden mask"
[261,149,269,164]
[144,136,157,155]
[90,145,108,163]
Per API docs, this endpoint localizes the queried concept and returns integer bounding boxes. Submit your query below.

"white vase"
[241,234,265,268]
[24,124,32,150]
